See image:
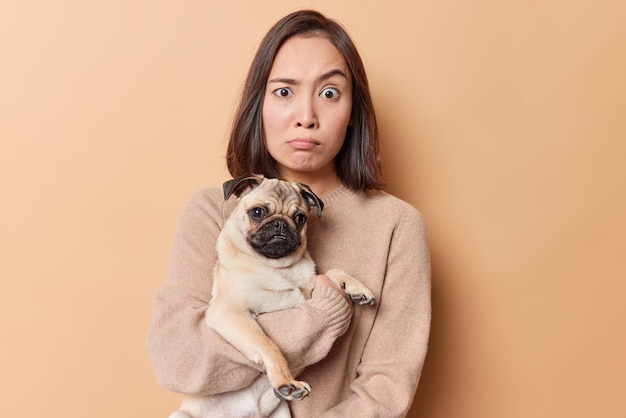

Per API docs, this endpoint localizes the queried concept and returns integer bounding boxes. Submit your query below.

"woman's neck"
[278,167,341,197]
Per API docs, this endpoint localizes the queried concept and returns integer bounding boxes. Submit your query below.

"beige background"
[1,1,625,417]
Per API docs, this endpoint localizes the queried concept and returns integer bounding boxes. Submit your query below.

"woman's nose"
[295,98,318,129]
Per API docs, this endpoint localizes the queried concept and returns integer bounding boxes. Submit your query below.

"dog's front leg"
[205,302,311,401]
[270,400,292,417]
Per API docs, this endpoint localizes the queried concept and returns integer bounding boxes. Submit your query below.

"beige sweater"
[147,184,431,417]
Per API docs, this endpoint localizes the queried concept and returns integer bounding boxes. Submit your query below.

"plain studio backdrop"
[1,1,625,417]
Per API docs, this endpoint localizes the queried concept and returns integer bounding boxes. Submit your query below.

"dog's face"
[222,174,324,263]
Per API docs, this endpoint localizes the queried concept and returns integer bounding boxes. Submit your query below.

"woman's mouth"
[288,138,319,150]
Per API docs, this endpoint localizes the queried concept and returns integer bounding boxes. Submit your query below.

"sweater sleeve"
[320,204,432,418]
[146,189,353,395]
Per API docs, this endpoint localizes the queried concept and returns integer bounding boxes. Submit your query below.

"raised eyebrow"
[267,69,349,85]
[319,68,349,82]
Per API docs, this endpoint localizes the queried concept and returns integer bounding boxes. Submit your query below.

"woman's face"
[262,35,353,181]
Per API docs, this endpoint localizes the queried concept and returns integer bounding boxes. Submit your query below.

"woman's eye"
[273,87,293,97]
[320,87,339,99]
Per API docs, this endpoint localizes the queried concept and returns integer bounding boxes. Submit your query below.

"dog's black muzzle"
[248,218,300,259]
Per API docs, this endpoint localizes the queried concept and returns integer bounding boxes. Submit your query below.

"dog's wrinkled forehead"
[242,179,305,214]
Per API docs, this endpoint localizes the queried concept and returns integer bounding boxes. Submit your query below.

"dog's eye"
[249,207,267,221]
[293,213,307,226]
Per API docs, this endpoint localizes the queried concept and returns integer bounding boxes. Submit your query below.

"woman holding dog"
[148,10,431,418]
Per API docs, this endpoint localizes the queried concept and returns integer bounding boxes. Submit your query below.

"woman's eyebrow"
[319,68,348,81]
[268,77,298,84]
[267,69,348,85]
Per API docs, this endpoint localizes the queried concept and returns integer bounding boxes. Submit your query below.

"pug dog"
[170,174,375,418]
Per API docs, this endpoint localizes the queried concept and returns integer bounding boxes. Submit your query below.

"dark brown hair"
[226,10,384,192]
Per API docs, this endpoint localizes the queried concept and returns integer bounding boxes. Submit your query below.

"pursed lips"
[288,138,319,150]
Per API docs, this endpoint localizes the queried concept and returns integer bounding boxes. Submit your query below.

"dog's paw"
[347,288,376,306]
[348,290,376,306]
[325,269,376,306]
[273,381,311,401]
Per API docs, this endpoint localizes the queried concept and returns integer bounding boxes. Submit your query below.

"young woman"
[148,10,431,417]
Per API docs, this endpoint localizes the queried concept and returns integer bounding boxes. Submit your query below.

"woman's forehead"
[268,35,350,82]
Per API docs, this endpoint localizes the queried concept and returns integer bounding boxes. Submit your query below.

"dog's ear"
[297,183,324,218]
[223,174,264,200]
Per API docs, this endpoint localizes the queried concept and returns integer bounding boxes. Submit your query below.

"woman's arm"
[147,189,353,395]
[320,206,432,417]
[258,274,353,375]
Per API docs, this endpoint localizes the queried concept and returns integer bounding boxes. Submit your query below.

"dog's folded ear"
[223,174,264,200]
[297,183,324,218]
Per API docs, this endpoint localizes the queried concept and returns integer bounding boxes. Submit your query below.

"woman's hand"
[315,274,354,314]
